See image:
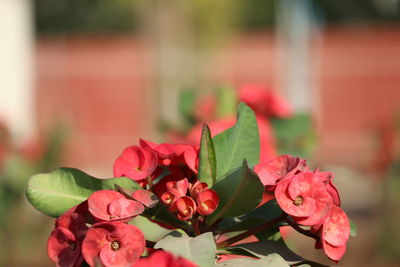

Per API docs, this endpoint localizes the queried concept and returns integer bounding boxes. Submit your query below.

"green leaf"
[129,216,172,242]
[26,168,141,217]
[142,202,190,230]
[155,231,216,267]
[229,240,329,267]
[207,161,264,226]
[198,124,217,186]
[213,102,260,179]
[218,199,283,232]
[350,220,357,237]
[216,253,289,267]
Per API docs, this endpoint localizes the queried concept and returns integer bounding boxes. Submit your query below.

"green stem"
[217,213,287,249]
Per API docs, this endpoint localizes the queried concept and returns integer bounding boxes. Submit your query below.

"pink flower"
[48,212,87,267]
[239,84,292,118]
[88,190,144,222]
[113,145,158,182]
[275,172,332,226]
[133,250,197,267]
[320,206,350,261]
[255,154,307,191]
[82,222,145,267]
[195,189,219,216]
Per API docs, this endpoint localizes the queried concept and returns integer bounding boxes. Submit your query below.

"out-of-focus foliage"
[0,124,67,266]
[35,0,137,34]
[34,0,400,35]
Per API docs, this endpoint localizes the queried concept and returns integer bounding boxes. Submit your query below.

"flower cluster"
[33,102,354,267]
[255,155,350,261]
[114,139,199,186]
[47,189,152,267]
[47,139,218,267]
[160,179,219,221]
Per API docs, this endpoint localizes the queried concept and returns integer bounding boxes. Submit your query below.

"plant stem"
[191,218,201,236]
[284,217,320,241]
[146,240,156,248]
[217,213,287,249]
[147,176,153,189]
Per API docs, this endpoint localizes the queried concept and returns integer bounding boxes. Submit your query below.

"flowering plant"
[26,103,354,267]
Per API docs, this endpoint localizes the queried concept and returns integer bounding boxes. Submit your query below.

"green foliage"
[271,114,316,158]
[350,220,357,237]
[155,231,216,267]
[213,102,260,179]
[216,87,237,119]
[35,0,137,35]
[198,124,217,186]
[228,240,329,267]
[218,199,283,233]
[216,253,289,267]
[26,168,142,217]
[207,161,264,226]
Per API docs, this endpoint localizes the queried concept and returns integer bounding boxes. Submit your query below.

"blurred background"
[1,0,400,266]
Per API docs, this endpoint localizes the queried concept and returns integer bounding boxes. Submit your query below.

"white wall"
[0,0,34,141]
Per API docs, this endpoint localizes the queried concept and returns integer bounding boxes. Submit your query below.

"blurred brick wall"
[316,27,400,168]
[36,27,400,174]
[36,37,156,175]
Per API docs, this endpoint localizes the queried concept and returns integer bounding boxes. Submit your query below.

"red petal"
[322,241,346,262]
[275,178,316,218]
[322,206,350,247]
[108,198,145,220]
[131,189,158,208]
[88,190,126,221]
[196,189,219,216]
[81,226,109,267]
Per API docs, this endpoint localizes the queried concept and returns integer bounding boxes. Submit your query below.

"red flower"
[238,84,292,118]
[88,190,144,222]
[196,189,219,216]
[113,145,158,182]
[133,250,197,267]
[189,181,208,199]
[275,172,332,226]
[140,139,199,176]
[48,212,87,267]
[321,206,350,261]
[160,179,189,211]
[314,170,341,207]
[255,154,307,191]
[176,196,197,221]
[82,222,145,267]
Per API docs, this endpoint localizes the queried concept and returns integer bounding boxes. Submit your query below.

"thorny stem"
[217,213,287,249]
[284,217,320,241]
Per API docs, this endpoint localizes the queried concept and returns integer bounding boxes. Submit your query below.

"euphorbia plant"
[26,103,355,267]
